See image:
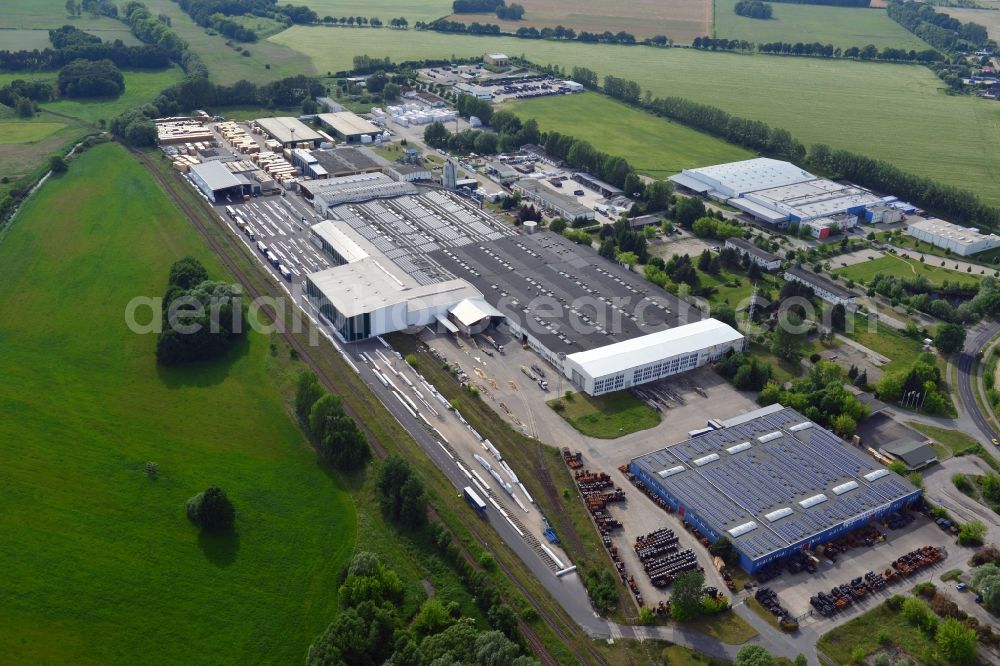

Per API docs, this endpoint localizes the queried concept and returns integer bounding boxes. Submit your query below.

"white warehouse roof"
[908,218,1000,247]
[671,158,815,198]
[311,220,369,263]
[565,318,743,379]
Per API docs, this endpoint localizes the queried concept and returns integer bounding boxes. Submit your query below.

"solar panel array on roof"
[629,406,920,562]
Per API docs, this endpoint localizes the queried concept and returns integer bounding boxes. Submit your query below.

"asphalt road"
[957,321,1000,446]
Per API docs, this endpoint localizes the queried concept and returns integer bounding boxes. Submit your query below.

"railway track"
[131,148,606,665]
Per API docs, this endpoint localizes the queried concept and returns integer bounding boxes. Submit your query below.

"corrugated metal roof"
[190,160,243,191]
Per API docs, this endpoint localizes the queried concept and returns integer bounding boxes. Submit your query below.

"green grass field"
[549,391,660,438]
[835,253,981,286]
[0,120,65,143]
[714,1,930,49]
[303,0,452,23]
[0,27,53,50]
[0,143,357,663]
[0,67,184,125]
[845,319,926,374]
[269,27,1000,206]
[508,93,751,177]
[0,0,130,30]
[141,0,314,85]
[0,113,92,199]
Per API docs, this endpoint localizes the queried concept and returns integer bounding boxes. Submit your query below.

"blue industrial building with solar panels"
[629,405,922,573]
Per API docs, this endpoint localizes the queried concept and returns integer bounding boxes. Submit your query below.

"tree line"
[417,18,664,46]
[0,24,170,71]
[888,0,990,53]
[809,143,999,229]
[768,0,868,6]
[174,0,317,42]
[693,36,943,63]
[296,372,371,470]
[735,0,773,19]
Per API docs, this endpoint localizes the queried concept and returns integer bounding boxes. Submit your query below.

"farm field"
[834,253,981,286]
[0,67,184,124]
[941,6,1000,40]
[140,0,314,85]
[0,1,122,30]
[447,0,711,42]
[0,120,66,143]
[0,143,357,664]
[0,111,91,199]
[713,0,930,49]
[303,0,452,23]
[270,28,1000,206]
[508,93,752,177]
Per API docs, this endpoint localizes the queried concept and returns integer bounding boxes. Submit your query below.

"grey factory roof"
[785,267,855,301]
[631,406,919,560]
[317,111,381,137]
[312,146,386,176]
[513,178,592,219]
[327,188,693,356]
[190,160,244,191]
[429,232,691,356]
[880,438,938,470]
[254,116,322,144]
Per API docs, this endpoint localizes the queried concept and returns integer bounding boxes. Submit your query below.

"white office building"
[563,319,745,395]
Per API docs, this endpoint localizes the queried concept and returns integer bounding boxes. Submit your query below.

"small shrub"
[886,594,905,611]
[876,629,891,645]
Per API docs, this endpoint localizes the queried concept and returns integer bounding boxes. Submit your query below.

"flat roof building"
[725,237,781,271]
[300,189,744,393]
[629,405,921,573]
[671,158,814,199]
[879,438,938,471]
[784,267,856,307]
[564,319,744,395]
[513,178,594,221]
[317,112,382,143]
[454,82,493,101]
[907,217,1000,257]
[298,172,418,214]
[573,172,624,198]
[671,158,883,225]
[484,53,510,67]
[312,146,386,177]
[254,116,322,147]
[188,160,248,202]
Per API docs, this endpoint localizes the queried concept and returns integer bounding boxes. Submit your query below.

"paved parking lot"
[765,515,957,622]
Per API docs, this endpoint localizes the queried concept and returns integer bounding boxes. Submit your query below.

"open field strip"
[139,0,314,85]
[270,27,1000,204]
[447,0,711,41]
[714,0,930,49]
[0,142,361,664]
[302,0,453,23]
[508,92,752,177]
[834,253,982,286]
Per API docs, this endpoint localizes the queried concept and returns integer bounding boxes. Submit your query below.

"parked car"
[957,583,968,591]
